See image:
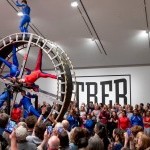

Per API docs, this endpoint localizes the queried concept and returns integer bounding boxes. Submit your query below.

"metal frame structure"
[0,33,76,121]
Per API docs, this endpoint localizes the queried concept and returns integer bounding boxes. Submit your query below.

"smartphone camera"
[58,127,63,133]
[127,128,131,136]
[47,126,53,134]
[5,120,17,133]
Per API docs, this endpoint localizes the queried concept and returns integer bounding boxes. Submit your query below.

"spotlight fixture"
[91,37,96,41]
[71,1,78,7]
[17,12,23,16]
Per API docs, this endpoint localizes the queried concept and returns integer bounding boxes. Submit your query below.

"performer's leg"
[38,71,57,79]
[23,22,29,33]
[19,16,28,33]
[29,105,40,118]
[23,110,29,118]
[34,49,42,71]
[12,46,19,68]
[23,16,30,33]
[0,57,11,68]
[19,17,25,32]
[0,92,8,108]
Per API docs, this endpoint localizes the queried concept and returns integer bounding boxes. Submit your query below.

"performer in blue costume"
[0,45,20,78]
[0,91,8,108]
[18,90,40,118]
[0,90,12,108]
[16,0,31,33]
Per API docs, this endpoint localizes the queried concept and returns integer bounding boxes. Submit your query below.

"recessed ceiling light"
[91,37,95,41]
[17,12,23,16]
[71,1,78,7]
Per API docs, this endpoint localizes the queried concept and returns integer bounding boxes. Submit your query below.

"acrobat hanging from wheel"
[15,0,31,33]
[18,49,57,91]
[0,45,20,79]
[17,90,40,118]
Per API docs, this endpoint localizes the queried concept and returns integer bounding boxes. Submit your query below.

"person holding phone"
[5,119,17,133]
[10,126,37,150]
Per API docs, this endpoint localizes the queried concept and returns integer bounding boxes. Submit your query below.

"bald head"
[62,120,69,130]
[48,136,60,150]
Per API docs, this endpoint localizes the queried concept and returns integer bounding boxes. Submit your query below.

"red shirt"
[143,117,150,128]
[25,70,40,84]
[118,116,130,130]
[11,108,22,122]
[99,110,110,124]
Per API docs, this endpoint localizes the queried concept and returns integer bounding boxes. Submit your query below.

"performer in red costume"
[18,49,57,88]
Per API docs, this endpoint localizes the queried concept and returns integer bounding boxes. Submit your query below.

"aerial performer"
[0,89,12,108]
[0,45,20,79]
[18,49,57,90]
[17,90,40,118]
[15,0,31,33]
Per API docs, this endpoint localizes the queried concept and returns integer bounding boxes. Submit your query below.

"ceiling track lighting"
[70,0,107,55]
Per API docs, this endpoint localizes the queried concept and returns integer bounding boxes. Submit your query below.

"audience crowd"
[0,100,150,150]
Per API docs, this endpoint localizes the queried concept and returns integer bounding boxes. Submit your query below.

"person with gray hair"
[87,136,104,150]
[10,125,37,150]
[62,120,70,138]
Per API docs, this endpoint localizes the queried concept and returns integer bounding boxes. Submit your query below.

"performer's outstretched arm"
[15,1,26,7]
[26,92,37,98]
[0,57,11,68]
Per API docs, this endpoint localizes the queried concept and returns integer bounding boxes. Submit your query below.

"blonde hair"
[137,133,150,150]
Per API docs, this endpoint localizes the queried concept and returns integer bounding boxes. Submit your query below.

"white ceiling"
[1,0,150,70]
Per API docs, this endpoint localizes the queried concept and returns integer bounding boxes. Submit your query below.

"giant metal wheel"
[0,33,76,121]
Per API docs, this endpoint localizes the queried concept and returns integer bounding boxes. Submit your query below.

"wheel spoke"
[19,34,33,78]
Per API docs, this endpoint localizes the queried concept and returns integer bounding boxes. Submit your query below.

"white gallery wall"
[75,66,150,107]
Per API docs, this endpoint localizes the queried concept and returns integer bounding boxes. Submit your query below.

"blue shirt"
[131,115,143,127]
[84,119,94,133]
[67,115,78,131]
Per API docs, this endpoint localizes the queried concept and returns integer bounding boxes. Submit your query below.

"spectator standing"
[118,110,130,131]
[143,111,150,136]
[131,109,143,127]
[11,104,22,122]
